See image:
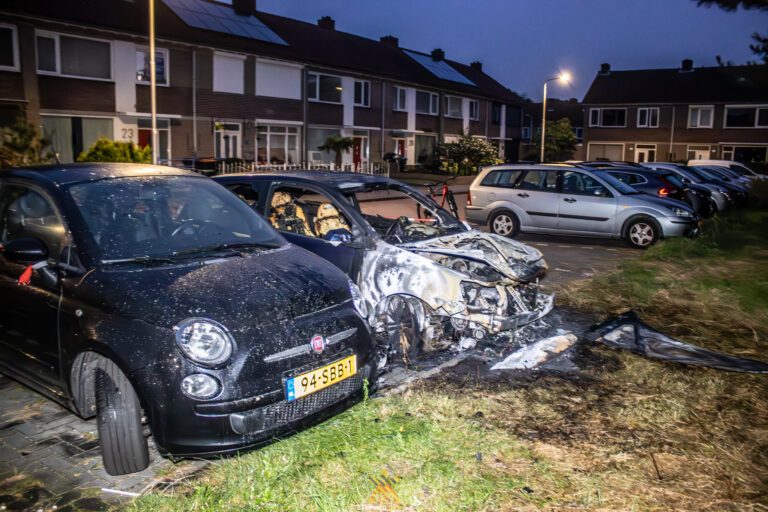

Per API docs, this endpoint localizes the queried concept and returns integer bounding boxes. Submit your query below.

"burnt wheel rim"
[629,222,654,246]
[492,214,515,235]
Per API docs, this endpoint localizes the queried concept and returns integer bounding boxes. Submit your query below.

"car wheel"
[489,211,519,238]
[625,219,659,249]
[95,359,150,476]
[385,297,421,367]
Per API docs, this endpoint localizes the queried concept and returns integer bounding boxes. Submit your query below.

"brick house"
[519,98,585,160]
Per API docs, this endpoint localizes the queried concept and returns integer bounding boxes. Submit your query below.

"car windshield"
[345,183,464,243]
[591,170,639,194]
[675,166,704,183]
[66,176,285,262]
[692,167,723,181]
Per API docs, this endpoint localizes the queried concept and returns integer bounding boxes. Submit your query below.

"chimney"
[317,16,335,30]
[599,62,611,74]
[380,35,399,48]
[232,0,256,16]
[681,58,694,71]
[470,61,482,71]
[431,48,445,61]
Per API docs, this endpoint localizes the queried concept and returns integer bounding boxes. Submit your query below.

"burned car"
[0,164,375,475]
[214,172,553,364]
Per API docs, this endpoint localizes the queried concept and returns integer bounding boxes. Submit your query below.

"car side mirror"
[0,237,48,264]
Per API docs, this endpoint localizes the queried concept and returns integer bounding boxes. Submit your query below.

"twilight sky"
[255,0,767,101]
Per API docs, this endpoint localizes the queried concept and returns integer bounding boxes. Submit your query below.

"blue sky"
[254,0,768,101]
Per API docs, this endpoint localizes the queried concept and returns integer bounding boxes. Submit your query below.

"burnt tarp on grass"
[587,311,768,374]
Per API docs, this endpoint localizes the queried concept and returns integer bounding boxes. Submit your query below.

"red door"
[353,137,362,170]
[138,129,151,149]
[396,139,406,157]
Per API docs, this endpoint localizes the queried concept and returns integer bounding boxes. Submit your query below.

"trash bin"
[383,152,407,173]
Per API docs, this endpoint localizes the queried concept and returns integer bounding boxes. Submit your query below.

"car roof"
[1,162,201,186]
[214,171,397,189]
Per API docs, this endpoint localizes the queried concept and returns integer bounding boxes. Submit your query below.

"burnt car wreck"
[214,172,554,365]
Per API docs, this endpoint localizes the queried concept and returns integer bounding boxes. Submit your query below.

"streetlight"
[149,0,158,165]
[540,71,571,163]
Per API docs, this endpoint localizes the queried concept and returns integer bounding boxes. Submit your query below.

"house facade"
[0,0,524,169]
[581,61,768,164]
[519,98,585,160]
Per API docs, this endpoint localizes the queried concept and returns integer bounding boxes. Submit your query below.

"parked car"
[688,166,750,206]
[693,165,752,187]
[214,172,554,364]
[688,159,767,181]
[642,163,733,213]
[466,164,699,249]
[0,164,376,475]
[593,166,715,218]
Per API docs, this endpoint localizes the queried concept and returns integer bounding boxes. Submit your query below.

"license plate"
[285,355,357,401]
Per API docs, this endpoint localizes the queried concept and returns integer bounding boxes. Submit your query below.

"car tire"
[625,218,659,249]
[489,210,519,238]
[95,359,150,476]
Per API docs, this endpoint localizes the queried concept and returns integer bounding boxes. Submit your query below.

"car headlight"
[174,318,235,367]
[348,280,369,319]
[671,207,692,218]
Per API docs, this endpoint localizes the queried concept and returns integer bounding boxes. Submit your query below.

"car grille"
[229,365,369,435]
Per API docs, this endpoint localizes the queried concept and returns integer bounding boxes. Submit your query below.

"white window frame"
[135,46,169,86]
[469,99,480,121]
[444,95,463,118]
[213,51,246,94]
[306,71,343,104]
[35,30,114,81]
[255,124,301,165]
[394,86,407,111]
[688,105,714,128]
[353,79,370,107]
[637,107,659,128]
[415,90,439,116]
[214,121,242,159]
[723,104,768,129]
[0,23,20,72]
[573,127,583,140]
[589,107,627,127]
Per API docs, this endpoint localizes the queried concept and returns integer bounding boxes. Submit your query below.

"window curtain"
[81,118,113,155]
[41,116,73,163]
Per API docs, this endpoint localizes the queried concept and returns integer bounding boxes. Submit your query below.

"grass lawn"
[130,184,768,512]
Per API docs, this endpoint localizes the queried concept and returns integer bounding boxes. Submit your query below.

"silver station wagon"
[466,164,700,248]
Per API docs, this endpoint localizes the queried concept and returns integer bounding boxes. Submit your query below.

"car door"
[557,170,618,235]
[513,169,559,231]
[0,180,67,394]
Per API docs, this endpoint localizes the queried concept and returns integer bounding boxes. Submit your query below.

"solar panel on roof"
[162,0,288,46]
[403,50,476,86]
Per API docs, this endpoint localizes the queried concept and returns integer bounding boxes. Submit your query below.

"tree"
[531,118,578,162]
[317,135,354,168]
[76,138,152,163]
[749,33,768,63]
[437,134,501,175]
[694,0,768,63]
[0,119,52,168]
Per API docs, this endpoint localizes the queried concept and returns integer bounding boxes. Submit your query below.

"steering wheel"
[170,220,226,238]
[384,216,411,238]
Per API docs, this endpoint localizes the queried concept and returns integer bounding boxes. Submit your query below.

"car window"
[561,171,613,197]
[0,182,67,260]
[269,186,353,243]
[609,172,632,184]
[518,170,557,192]
[625,173,647,185]
[225,183,259,208]
[481,170,522,188]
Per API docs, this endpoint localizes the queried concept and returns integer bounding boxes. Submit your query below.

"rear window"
[480,170,523,187]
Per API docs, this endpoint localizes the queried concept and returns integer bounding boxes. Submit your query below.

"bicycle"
[416,175,461,220]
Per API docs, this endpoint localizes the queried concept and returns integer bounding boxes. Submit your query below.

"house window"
[394,87,407,111]
[589,108,600,127]
[573,127,583,140]
[0,23,19,72]
[41,115,114,163]
[589,108,626,127]
[213,52,245,94]
[444,96,462,118]
[469,100,480,121]
[136,47,168,86]
[637,107,659,128]
[415,90,438,115]
[759,108,768,127]
[688,106,713,128]
[214,122,241,159]
[522,126,531,140]
[307,72,342,103]
[137,118,171,162]
[724,106,768,128]
[36,31,112,80]
[353,80,370,107]
[256,125,300,165]
[491,104,501,124]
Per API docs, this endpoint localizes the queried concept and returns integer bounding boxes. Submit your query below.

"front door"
[557,171,618,234]
[0,181,67,394]
[635,144,656,163]
[353,137,363,170]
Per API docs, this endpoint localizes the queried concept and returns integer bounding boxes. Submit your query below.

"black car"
[0,164,375,475]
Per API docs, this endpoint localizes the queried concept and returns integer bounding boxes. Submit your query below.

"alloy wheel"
[492,214,515,236]
[629,222,655,247]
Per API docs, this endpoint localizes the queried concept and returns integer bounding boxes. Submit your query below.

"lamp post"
[149,0,158,165]
[540,71,571,163]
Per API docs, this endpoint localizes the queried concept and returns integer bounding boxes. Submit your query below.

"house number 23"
[121,128,135,140]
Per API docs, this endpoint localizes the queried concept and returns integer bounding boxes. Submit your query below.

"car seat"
[269,191,312,236]
[314,203,351,238]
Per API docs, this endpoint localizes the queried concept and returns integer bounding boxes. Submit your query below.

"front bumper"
[662,216,700,238]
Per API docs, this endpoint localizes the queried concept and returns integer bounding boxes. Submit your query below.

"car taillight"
[659,187,669,197]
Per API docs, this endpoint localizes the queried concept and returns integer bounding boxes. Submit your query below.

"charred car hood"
[78,245,351,330]
[398,231,547,283]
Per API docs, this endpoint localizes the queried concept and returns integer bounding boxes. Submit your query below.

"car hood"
[397,231,547,283]
[635,194,693,213]
[77,244,351,330]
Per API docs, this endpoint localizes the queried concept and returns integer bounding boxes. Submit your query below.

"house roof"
[2,0,522,103]
[583,65,768,104]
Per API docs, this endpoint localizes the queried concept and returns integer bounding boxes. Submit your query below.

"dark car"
[689,166,750,206]
[0,164,375,475]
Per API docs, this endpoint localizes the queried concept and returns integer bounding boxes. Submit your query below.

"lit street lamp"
[540,71,571,163]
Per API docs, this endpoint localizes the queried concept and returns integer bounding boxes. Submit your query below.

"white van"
[687,159,767,181]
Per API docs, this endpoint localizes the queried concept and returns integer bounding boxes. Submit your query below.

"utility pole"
[149,0,158,165]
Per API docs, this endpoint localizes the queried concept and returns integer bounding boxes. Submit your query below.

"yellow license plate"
[285,355,357,401]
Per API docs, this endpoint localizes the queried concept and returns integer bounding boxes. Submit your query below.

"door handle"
[517,193,530,198]
[563,197,577,203]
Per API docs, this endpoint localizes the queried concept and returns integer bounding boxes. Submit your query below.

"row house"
[519,97,585,160]
[0,0,525,169]
[581,60,768,163]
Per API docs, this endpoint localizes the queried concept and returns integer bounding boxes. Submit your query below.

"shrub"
[437,134,501,175]
[76,138,152,163]
[0,119,53,168]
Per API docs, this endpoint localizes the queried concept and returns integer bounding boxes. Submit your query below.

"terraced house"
[0,0,525,169]
[582,61,768,164]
